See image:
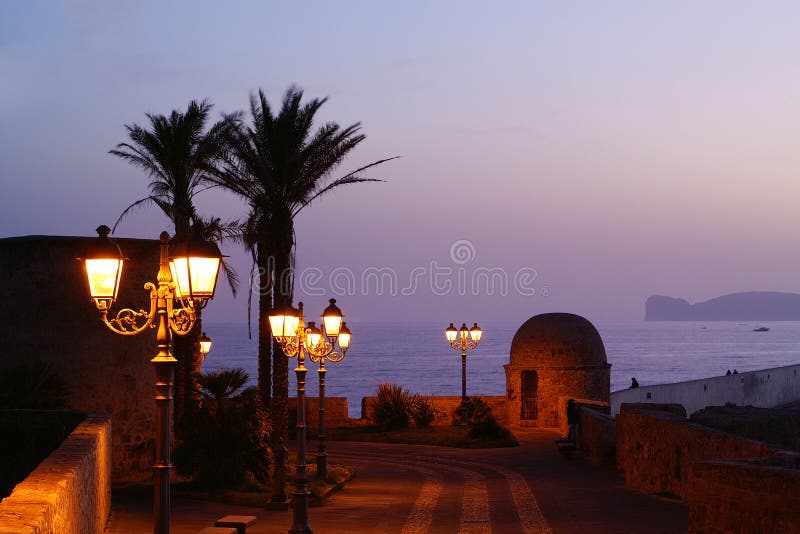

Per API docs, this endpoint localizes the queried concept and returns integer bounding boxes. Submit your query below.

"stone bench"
[215,515,257,534]
[198,528,237,534]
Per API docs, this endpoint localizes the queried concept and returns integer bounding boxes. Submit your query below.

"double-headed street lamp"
[309,299,350,481]
[81,225,221,534]
[445,322,483,416]
[269,300,350,534]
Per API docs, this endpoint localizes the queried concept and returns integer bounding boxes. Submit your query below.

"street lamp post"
[269,300,350,534]
[80,225,221,534]
[311,299,350,480]
[445,322,483,422]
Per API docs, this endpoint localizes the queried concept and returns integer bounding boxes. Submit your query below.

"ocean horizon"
[200,320,800,417]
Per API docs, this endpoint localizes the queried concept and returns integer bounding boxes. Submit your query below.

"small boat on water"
[753,327,770,332]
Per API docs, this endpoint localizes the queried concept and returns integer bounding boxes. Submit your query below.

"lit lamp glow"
[83,226,124,309]
[199,332,212,359]
[169,236,222,303]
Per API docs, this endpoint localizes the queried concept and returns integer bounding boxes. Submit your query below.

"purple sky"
[2,2,799,324]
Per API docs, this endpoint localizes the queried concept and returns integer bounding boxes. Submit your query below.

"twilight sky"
[2,1,799,324]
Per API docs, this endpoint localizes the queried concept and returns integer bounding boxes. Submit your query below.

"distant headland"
[645,291,800,321]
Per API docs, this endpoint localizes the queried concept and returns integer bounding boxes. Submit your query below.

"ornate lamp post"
[310,299,350,480]
[269,300,351,534]
[81,225,221,534]
[445,322,483,420]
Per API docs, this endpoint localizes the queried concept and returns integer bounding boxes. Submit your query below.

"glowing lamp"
[269,304,300,341]
[322,298,343,337]
[338,322,351,351]
[83,225,124,310]
[469,323,483,342]
[169,235,222,302]
[199,332,212,355]
[459,323,469,341]
[306,322,322,348]
[445,323,458,343]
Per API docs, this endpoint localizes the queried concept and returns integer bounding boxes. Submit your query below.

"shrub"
[175,368,271,488]
[461,397,515,441]
[0,360,70,409]
[410,394,435,428]
[371,382,412,431]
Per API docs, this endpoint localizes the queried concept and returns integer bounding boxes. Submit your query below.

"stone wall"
[687,453,800,534]
[288,397,350,429]
[360,395,507,426]
[0,236,158,480]
[610,363,800,416]
[575,403,616,466]
[506,365,610,428]
[616,403,779,500]
[0,413,111,534]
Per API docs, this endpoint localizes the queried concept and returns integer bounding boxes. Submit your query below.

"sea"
[200,321,800,417]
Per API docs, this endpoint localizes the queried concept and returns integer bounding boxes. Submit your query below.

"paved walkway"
[108,428,687,533]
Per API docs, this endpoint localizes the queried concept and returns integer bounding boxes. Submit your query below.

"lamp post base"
[289,489,313,534]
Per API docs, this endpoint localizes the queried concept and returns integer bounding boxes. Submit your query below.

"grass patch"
[327,425,519,448]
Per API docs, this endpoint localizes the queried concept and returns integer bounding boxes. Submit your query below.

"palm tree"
[110,99,237,423]
[211,86,396,452]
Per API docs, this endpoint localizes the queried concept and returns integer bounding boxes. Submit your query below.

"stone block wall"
[288,397,350,430]
[616,403,779,500]
[0,413,111,534]
[0,236,158,480]
[360,395,507,426]
[687,453,800,534]
[505,365,610,428]
[576,404,616,466]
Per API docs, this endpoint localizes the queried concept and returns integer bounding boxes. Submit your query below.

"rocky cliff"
[645,291,800,321]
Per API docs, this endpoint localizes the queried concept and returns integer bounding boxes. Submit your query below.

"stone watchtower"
[504,313,610,427]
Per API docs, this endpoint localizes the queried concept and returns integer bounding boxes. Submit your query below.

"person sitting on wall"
[630,377,640,388]
[566,399,579,443]
[726,369,732,375]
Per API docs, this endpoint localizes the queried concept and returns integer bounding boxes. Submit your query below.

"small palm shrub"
[175,368,271,488]
[371,382,411,431]
[410,394,435,428]
[0,360,70,409]
[461,397,515,442]
[371,383,438,431]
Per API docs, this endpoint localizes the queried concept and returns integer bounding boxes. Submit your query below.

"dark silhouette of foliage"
[175,368,271,488]
[371,382,412,431]
[410,394,435,428]
[0,361,70,409]
[109,99,240,424]
[461,397,515,441]
[209,86,396,450]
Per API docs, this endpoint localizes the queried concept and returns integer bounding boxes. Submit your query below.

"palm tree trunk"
[257,244,273,411]
[271,231,293,445]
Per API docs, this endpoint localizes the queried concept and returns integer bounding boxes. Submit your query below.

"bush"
[0,360,70,409]
[460,397,514,441]
[410,394,435,428]
[371,382,411,431]
[175,368,271,488]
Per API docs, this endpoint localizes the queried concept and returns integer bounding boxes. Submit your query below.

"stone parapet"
[288,397,350,429]
[0,413,111,534]
[687,453,800,533]
[616,403,779,500]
